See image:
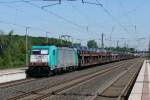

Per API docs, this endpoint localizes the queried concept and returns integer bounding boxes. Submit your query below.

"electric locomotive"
[26,45,78,77]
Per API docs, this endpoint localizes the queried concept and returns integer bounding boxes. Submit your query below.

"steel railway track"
[7,59,138,100]
[0,60,126,89]
[88,60,143,100]
[0,78,36,89]
[0,60,129,100]
[41,59,143,100]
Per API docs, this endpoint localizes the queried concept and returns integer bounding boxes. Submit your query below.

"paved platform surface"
[0,67,27,83]
[129,60,150,100]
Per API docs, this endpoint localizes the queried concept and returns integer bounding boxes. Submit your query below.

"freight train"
[25,45,135,77]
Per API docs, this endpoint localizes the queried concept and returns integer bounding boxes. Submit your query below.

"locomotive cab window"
[32,50,41,55]
[41,50,48,55]
[32,49,48,55]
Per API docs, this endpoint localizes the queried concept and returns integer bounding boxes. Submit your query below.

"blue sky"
[0,0,149,50]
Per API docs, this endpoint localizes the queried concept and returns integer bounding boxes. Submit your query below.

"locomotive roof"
[32,45,57,49]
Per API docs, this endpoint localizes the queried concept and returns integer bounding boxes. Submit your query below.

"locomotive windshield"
[32,49,48,55]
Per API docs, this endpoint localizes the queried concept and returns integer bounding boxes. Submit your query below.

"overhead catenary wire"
[0,2,98,41]
[95,0,131,34]
[118,0,135,28]
[0,0,86,31]
[0,0,45,4]
[21,0,99,36]
[1,0,145,47]
[0,7,90,44]
[0,0,23,4]
[2,0,128,36]
[71,4,107,31]
[1,0,146,35]
[0,4,82,34]
[0,4,61,37]
[0,0,99,45]
[82,0,103,6]
[0,19,50,33]
[0,19,69,40]
[81,0,145,35]
[0,19,129,47]
[22,0,86,30]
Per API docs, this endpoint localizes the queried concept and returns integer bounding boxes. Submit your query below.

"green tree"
[87,40,98,48]
[8,30,14,36]
[0,33,73,69]
[2,47,13,67]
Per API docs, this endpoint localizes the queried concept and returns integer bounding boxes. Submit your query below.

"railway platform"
[129,60,150,100]
[0,67,27,83]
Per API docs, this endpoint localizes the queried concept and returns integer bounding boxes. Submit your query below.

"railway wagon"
[26,45,78,77]
[77,47,112,67]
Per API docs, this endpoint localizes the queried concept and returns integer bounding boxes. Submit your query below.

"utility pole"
[117,40,119,48]
[101,33,104,49]
[60,35,62,46]
[106,35,112,51]
[134,25,137,34]
[71,37,74,46]
[76,39,81,46]
[109,36,112,48]
[99,39,101,48]
[46,32,49,44]
[46,32,48,44]
[124,41,126,48]
[149,36,150,59]
[26,27,29,67]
